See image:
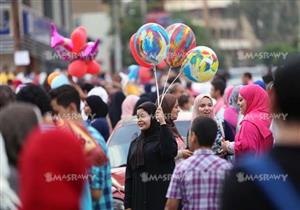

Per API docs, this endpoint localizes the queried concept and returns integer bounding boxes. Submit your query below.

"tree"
[240,0,299,44]
[119,1,144,67]
[259,42,297,69]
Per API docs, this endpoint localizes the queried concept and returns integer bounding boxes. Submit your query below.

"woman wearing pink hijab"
[121,95,139,119]
[222,84,273,157]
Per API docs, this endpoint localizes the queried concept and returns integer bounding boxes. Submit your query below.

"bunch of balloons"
[50,23,101,78]
[129,22,219,98]
[129,23,198,68]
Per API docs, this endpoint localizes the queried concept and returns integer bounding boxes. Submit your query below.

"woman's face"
[171,100,180,121]
[83,101,92,116]
[237,94,247,114]
[198,97,213,118]
[137,109,151,131]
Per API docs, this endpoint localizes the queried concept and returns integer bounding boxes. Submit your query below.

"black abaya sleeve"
[159,125,178,160]
[124,143,133,209]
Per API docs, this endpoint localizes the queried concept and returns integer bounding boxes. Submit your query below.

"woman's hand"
[156,107,166,125]
[180,149,193,159]
[221,139,230,153]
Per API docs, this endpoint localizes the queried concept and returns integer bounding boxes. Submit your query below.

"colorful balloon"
[51,74,70,89]
[139,66,152,84]
[86,60,100,75]
[166,23,196,68]
[50,23,75,61]
[71,26,87,54]
[128,65,140,81]
[47,71,60,85]
[182,46,219,83]
[129,34,152,68]
[134,23,169,65]
[124,83,142,96]
[80,39,100,60]
[157,60,167,69]
[68,60,87,78]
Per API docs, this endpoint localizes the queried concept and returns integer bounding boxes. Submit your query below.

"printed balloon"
[182,46,219,83]
[166,23,196,68]
[134,23,169,65]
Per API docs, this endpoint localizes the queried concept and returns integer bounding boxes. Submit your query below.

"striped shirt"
[166,149,232,210]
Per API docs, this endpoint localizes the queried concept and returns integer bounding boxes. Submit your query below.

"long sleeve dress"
[124,125,178,210]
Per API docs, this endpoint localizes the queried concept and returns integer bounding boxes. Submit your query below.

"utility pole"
[140,0,147,22]
[112,0,122,72]
[11,0,21,51]
[11,0,21,72]
[203,0,210,30]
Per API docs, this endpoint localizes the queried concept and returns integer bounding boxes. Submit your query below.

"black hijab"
[108,91,126,128]
[86,95,108,119]
[132,97,151,116]
[130,102,160,170]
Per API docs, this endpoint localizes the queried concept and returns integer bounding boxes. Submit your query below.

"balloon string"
[217,118,225,139]
[159,70,183,107]
[161,66,172,96]
[153,65,160,106]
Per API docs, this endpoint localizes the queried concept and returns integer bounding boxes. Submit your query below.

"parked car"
[109,117,191,210]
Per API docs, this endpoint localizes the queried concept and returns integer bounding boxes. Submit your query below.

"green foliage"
[240,0,299,44]
[119,1,144,67]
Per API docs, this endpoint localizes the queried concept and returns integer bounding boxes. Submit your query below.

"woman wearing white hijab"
[0,133,20,210]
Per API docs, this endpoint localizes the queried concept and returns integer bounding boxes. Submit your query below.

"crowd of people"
[0,54,300,210]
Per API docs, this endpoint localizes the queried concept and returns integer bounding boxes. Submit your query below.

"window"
[43,0,53,19]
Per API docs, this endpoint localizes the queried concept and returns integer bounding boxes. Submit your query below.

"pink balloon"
[71,26,87,53]
[68,60,87,78]
[80,39,100,60]
[139,66,152,84]
[50,23,75,61]
[86,60,100,75]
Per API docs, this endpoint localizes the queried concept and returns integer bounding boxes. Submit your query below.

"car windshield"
[108,120,190,168]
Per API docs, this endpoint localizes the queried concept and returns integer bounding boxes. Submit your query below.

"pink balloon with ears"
[71,26,87,54]
[50,23,75,61]
[80,39,100,60]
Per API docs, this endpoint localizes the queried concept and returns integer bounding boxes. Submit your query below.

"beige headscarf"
[192,94,214,121]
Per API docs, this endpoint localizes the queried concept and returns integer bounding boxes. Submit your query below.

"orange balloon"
[71,26,87,53]
[68,60,87,78]
[47,71,60,85]
[86,60,100,75]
